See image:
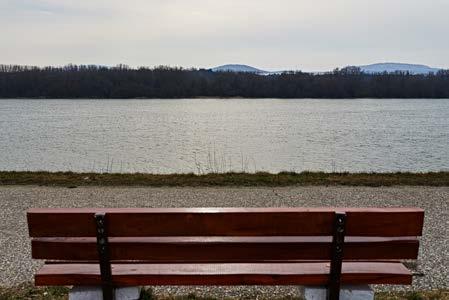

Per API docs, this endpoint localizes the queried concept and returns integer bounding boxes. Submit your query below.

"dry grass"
[0,284,298,300]
[1,284,448,300]
[1,171,449,187]
[0,284,68,300]
[375,290,449,300]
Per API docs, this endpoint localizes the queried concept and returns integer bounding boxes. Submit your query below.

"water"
[1,98,448,173]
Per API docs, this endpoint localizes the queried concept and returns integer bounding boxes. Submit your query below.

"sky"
[1,0,449,72]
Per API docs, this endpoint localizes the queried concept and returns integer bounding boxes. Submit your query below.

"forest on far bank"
[1,64,449,99]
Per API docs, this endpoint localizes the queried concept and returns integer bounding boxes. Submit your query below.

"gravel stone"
[0,185,447,298]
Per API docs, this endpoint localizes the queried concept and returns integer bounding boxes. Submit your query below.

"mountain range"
[211,63,443,75]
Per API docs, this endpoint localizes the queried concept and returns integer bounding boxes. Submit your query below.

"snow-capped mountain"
[359,63,441,75]
[211,64,270,74]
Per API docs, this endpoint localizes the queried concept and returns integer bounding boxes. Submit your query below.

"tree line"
[1,64,449,98]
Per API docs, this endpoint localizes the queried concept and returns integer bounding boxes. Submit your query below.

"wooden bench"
[27,207,424,300]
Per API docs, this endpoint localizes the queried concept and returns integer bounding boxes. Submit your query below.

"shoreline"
[1,171,449,187]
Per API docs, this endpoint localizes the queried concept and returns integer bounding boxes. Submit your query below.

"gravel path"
[0,186,447,298]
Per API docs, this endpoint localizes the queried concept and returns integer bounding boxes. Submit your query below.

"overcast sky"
[1,0,449,71]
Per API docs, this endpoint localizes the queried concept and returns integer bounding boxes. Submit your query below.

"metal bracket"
[95,213,114,300]
[328,212,347,300]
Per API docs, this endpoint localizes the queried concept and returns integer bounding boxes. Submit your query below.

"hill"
[359,63,441,74]
[211,64,270,74]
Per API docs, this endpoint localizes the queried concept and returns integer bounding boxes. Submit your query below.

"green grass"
[1,171,449,187]
[1,284,448,300]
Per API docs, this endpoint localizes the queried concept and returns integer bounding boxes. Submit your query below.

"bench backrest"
[28,207,424,263]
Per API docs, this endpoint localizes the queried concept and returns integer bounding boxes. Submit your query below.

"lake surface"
[1,99,448,173]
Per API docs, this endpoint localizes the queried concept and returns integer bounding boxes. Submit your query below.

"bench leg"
[303,285,374,300]
[69,286,141,300]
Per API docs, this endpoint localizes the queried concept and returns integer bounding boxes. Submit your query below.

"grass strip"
[1,171,449,187]
[1,284,448,300]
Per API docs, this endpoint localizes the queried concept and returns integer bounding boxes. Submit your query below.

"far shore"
[1,171,449,187]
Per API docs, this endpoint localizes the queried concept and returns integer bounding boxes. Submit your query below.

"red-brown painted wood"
[27,207,424,237]
[34,262,412,286]
[32,236,420,261]
[43,259,405,265]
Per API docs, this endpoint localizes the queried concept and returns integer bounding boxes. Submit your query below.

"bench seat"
[35,262,412,286]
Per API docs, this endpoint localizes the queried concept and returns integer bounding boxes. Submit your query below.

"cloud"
[1,0,448,71]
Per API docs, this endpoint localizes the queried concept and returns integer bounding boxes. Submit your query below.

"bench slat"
[35,262,412,286]
[32,236,420,261]
[43,260,406,264]
[27,208,424,237]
